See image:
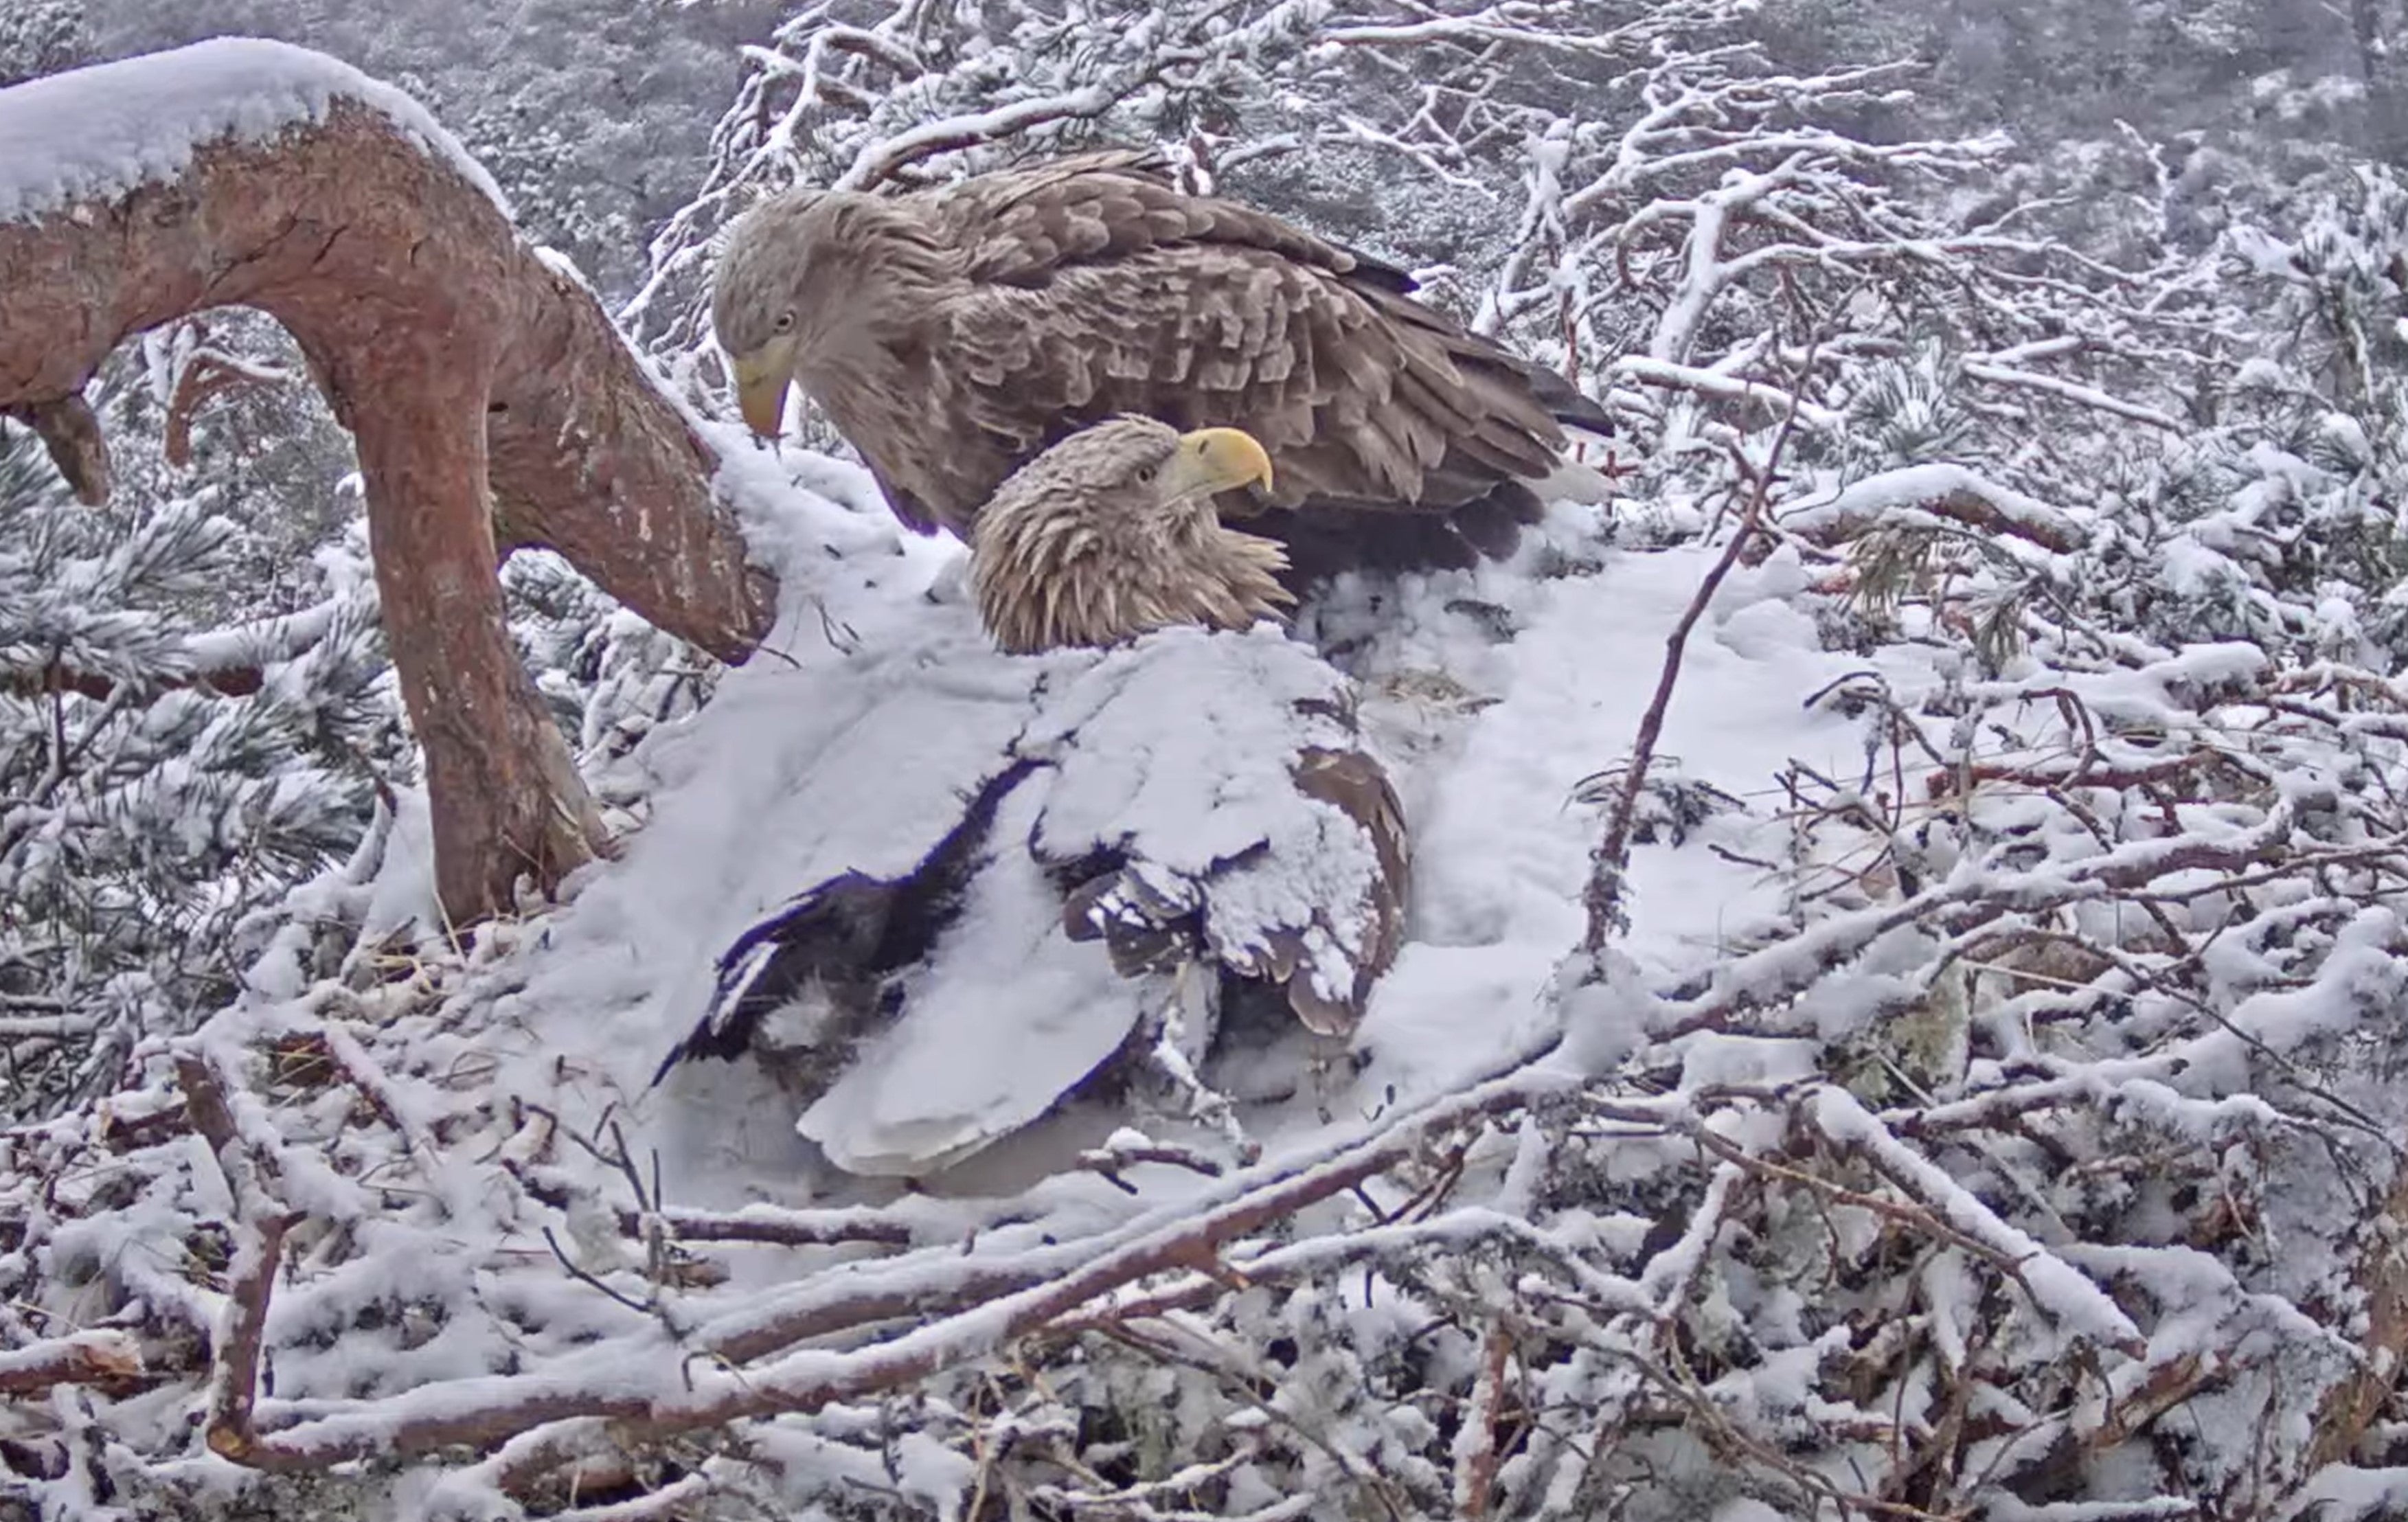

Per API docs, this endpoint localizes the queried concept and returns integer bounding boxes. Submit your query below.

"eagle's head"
[711,187,951,440]
[970,416,1295,655]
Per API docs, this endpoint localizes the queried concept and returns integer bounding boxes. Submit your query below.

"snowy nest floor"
[9,433,2408,1520]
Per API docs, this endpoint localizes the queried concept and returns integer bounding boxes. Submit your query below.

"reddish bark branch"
[165,348,293,468]
[2,394,109,506]
[205,1209,302,1465]
[1453,1323,1514,1520]
[0,1330,144,1396]
[8,663,264,703]
[175,1051,305,1464]
[0,64,776,922]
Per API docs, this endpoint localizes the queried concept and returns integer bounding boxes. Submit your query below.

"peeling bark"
[0,91,777,921]
[0,1330,144,1398]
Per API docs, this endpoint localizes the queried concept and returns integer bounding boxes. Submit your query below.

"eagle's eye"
[773,309,797,335]
[1135,463,1160,485]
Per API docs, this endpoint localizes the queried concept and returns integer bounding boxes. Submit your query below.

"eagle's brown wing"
[940,148,1395,295]
[1033,628,1412,1040]
[1275,743,1411,1034]
[917,153,1601,568]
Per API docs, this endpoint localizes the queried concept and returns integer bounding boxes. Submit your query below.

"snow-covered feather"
[658,622,1409,1177]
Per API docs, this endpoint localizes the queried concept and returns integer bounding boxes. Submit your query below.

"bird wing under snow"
[788,771,1157,1177]
[1021,623,1408,1037]
[648,632,1057,1078]
[660,619,1409,1179]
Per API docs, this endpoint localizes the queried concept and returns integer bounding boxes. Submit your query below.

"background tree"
[0,55,771,942]
[12,3,2408,1519]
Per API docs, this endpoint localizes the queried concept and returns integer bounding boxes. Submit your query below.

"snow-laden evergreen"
[12,4,2408,1521]
[0,389,398,1126]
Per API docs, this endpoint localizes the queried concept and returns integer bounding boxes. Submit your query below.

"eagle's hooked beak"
[1164,427,1275,502]
[731,352,793,440]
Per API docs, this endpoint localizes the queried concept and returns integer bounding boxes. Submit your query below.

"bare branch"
[0,1330,144,1397]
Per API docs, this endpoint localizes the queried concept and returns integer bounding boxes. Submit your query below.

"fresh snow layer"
[167,426,2053,1429]
[363,419,1935,1211]
[0,36,508,225]
[797,775,1146,1177]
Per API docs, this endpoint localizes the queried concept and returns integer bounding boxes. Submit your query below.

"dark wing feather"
[920,157,1597,533]
[653,760,1043,1084]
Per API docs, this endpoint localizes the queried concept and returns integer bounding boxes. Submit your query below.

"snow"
[793,777,1143,1176]
[0,1330,141,1383]
[176,438,1951,1326]
[455,446,1927,1201]
[1777,461,2089,550]
[1027,623,1392,1010]
[165,421,1929,1238]
[16,8,2408,1512]
[0,38,508,225]
[1811,1087,2142,1350]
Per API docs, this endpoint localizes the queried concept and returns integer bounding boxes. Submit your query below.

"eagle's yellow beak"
[731,353,792,440]
[1165,427,1275,500]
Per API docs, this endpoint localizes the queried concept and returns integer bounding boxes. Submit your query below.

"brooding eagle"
[711,148,1612,582]
[655,624,1410,1179]
[972,416,1291,653]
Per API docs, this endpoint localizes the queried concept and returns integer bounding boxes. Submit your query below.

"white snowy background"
[10,3,2408,1521]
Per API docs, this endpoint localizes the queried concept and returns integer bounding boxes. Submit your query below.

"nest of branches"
[4,458,2406,1522]
[8,7,2407,1517]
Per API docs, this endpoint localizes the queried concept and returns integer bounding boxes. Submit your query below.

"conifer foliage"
[0,378,400,1126]
[16,4,2408,1521]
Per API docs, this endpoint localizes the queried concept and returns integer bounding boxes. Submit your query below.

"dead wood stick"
[0,1330,144,1397]
[174,1051,306,1464]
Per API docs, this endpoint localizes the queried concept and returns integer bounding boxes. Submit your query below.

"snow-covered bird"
[653,623,1410,1180]
[971,416,1292,653]
[709,146,1612,584]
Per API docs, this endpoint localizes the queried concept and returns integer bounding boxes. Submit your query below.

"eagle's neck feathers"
[777,196,1014,530]
[974,496,1295,655]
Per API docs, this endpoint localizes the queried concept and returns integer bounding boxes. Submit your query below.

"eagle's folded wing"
[1024,624,1409,1037]
[791,773,1151,1177]
[927,154,1602,527]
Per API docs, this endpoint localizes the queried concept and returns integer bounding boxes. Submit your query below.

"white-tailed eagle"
[709,148,1611,583]
[970,415,1291,654]
[653,622,1409,1179]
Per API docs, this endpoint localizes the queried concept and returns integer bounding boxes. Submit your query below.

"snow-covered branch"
[0,39,773,922]
[0,1331,143,1397]
[1778,462,2091,554]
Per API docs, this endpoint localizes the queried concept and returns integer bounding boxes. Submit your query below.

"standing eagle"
[711,148,1611,581]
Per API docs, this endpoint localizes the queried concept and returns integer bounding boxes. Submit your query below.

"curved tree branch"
[0,42,778,922]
